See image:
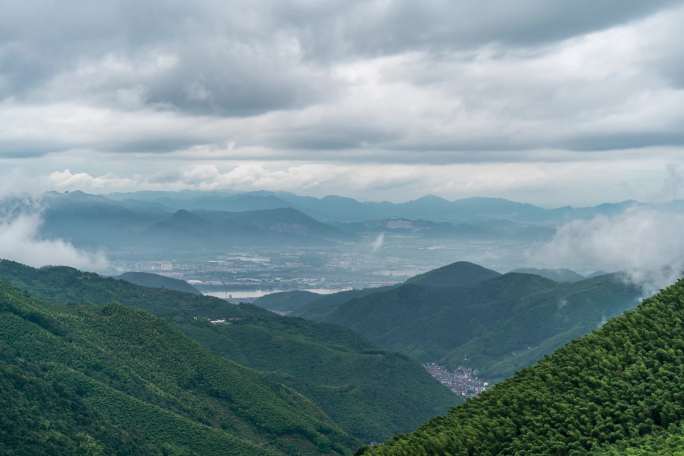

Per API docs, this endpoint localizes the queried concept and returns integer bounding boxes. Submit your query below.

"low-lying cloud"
[534,208,684,292]
[0,213,108,271]
[371,232,385,253]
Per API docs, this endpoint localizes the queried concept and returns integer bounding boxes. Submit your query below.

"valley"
[4,2,684,453]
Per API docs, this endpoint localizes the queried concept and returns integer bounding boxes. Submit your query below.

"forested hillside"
[0,260,458,444]
[0,282,353,455]
[254,290,321,314]
[297,262,640,381]
[116,271,201,295]
[360,279,684,455]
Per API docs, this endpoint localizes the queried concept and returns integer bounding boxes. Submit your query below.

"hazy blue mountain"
[149,207,347,246]
[107,190,684,226]
[110,190,290,212]
[278,193,549,223]
[547,199,643,222]
[39,191,165,247]
[116,271,201,295]
[338,217,554,240]
[511,267,585,282]
[5,191,349,250]
[106,190,549,224]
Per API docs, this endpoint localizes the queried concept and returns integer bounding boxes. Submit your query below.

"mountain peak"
[406,261,501,288]
[412,194,450,204]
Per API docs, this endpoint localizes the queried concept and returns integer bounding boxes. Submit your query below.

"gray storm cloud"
[1,0,684,160]
[533,208,684,292]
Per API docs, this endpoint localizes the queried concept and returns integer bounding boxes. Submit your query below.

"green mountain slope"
[303,262,640,381]
[254,290,322,314]
[596,426,684,455]
[292,286,396,321]
[0,260,458,444]
[117,271,202,295]
[511,267,585,282]
[405,261,501,288]
[0,282,353,455]
[181,309,459,442]
[361,279,684,455]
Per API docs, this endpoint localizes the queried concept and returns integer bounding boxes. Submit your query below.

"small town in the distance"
[4,1,684,455]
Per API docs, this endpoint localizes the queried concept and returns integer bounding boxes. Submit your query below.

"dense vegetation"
[360,279,684,455]
[291,286,396,321]
[0,260,458,444]
[116,271,201,295]
[0,282,353,455]
[254,290,322,314]
[511,267,585,283]
[596,426,684,455]
[296,262,640,381]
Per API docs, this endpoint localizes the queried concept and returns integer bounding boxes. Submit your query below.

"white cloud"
[1,2,684,168]
[0,213,109,271]
[49,169,137,191]
[371,232,385,253]
[33,153,684,207]
[533,208,684,291]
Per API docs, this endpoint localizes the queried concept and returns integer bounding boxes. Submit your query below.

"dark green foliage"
[361,279,684,455]
[116,272,201,295]
[303,262,640,381]
[0,260,458,445]
[511,267,585,283]
[292,286,396,321]
[254,290,322,313]
[181,311,460,442]
[405,261,500,288]
[0,282,354,455]
[596,426,684,455]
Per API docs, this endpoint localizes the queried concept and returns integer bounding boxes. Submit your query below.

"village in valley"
[424,362,489,398]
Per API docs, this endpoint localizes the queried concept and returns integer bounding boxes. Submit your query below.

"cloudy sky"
[2,0,684,206]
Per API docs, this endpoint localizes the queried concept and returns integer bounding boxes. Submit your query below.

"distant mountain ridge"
[4,190,683,252]
[108,190,684,224]
[5,191,348,250]
[149,207,344,246]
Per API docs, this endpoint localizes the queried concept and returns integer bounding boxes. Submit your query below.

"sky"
[2,0,684,206]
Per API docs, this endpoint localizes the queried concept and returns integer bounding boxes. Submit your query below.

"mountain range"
[361,278,684,455]
[2,256,683,454]
[0,260,458,447]
[258,261,641,381]
[0,280,352,455]
[6,190,684,253]
[109,190,684,224]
